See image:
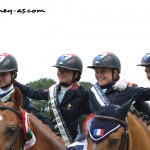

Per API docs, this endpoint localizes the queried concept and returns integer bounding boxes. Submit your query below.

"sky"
[0,0,150,87]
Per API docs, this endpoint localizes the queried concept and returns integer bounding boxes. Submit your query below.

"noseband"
[0,106,25,150]
[94,115,129,150]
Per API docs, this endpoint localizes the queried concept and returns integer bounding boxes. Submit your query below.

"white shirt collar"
[61,84,72,92]
[0,85,14,94]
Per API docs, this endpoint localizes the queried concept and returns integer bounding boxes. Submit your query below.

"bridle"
[94,115,129,150]
[0,106,25,150]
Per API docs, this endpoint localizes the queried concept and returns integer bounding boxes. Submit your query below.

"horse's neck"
[29,114,66,150]
[29,114,51,139]
[128,112,150,150]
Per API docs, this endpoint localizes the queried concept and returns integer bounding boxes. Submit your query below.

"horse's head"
[85,98,134,150]
[0,87,24,150]
[0,87,67,150]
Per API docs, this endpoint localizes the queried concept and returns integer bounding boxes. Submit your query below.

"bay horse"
[84,99,150,150]
[0,87,66,150]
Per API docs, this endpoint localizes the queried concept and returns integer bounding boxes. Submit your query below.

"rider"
[136,53,150,118]
[0,53,52,128]
[87,52,150,118]
[14,54,93,146]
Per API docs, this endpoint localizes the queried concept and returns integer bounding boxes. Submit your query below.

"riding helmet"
[87,52,121,73]
[0,53,18,72]
[52,54,83,74]
[137,53,150,66]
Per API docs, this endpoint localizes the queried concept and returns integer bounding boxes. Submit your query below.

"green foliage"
[26,78,56,89]
[26,78,56,117]
[79,81,93,89]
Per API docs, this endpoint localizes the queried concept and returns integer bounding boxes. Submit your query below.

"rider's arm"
[22,96,53,129]
[14,81,49,100]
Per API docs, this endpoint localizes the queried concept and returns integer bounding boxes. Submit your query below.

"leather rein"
[94,115,129,150]
[0,106,25,150]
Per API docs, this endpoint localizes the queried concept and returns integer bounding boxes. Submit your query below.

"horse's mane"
[28,113,65,144]
[130,107,150,126]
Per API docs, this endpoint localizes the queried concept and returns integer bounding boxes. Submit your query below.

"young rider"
[0,53,52,128]
[14,54,93,146]
[87,52,150,117]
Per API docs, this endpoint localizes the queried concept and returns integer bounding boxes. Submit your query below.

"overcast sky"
[0,0,150,87]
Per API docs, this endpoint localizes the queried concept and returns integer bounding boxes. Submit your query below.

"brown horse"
[0,87,66,150]
[85,99,150,150]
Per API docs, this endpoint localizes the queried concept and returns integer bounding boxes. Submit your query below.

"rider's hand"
[126,82,138,87]
[113,79,127,92]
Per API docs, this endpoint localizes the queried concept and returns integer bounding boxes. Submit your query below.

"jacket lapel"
[60,82,79,105]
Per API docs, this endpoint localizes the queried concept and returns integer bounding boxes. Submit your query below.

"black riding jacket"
[91,82,150,118]
[15,82,92,141]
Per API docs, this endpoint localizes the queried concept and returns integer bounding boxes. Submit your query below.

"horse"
[84,99,150,150]
[0,87,66,150]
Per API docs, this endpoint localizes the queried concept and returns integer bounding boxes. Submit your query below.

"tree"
[79,81,93,89]
[26,78,56,89]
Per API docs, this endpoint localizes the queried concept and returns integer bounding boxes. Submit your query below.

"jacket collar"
[59,82,80,105]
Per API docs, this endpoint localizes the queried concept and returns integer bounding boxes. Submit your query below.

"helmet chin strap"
[1,82,13,90]
[59,72,77,87]
[1,73,14,90]
[59,82,72,87]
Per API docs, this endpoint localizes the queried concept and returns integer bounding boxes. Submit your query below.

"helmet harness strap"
[1,72,16,90]
[59,71,77,87]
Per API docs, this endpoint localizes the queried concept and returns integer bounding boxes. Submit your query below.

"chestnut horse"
[85,99,150,150]
[0,87,66,150]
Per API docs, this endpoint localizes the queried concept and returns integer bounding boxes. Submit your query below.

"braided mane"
[130,106,150,126]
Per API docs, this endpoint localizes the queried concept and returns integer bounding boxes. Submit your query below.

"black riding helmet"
[0,53,18,72]
[52,54,83,82]
[137,53,150,66]
[52,54,83,74]
[0,53,18,89]
[87,52,121,73]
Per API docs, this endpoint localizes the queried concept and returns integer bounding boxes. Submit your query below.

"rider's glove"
[113,79,127,92]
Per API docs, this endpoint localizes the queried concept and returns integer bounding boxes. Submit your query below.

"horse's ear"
[116,96,135,120]
[12,87,23,110]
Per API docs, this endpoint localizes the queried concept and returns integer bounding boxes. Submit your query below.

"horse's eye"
[6,127,17,136]
[109,139,119,146]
